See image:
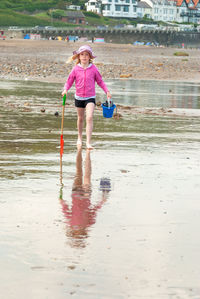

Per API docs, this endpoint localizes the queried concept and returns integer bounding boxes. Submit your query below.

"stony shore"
[0,39,200,83]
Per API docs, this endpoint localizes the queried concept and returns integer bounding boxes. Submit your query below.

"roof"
[138,1,152,8]
[175,0,200,8]
[149,0,176,4]
[147,0,199,8]
[65,11,85,18]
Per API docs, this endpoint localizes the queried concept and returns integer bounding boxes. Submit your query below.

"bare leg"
[73,147,83,188]
[76,107,85,147]
[84,149,91,188]
[86,103,95,149]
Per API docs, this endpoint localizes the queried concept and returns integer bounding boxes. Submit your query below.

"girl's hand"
[107,91,111,99]
[62,89,67,97]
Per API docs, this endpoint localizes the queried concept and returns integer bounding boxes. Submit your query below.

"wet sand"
[0,39,200,83]
[1,86,200,298]
[1,42,200,299]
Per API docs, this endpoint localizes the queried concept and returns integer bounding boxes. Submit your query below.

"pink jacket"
[64,64,109,97]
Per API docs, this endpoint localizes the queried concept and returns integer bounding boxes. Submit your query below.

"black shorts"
[75,98,96,108]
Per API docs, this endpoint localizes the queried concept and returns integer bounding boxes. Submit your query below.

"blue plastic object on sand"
[101,104,116,118]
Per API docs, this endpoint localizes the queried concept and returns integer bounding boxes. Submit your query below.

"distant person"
[62,45,111,149]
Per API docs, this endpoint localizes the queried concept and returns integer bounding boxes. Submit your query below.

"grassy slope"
[0,9,126,27]
[0,9,80,27]
[0,0,75,26]
[0,9,50,26]
[0,0,141,27]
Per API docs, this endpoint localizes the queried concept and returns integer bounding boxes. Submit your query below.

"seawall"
[7,28,200,47]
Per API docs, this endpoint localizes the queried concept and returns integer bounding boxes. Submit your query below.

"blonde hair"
[66,52,93,65]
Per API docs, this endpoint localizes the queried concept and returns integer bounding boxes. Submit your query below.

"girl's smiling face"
[79,51,90,66]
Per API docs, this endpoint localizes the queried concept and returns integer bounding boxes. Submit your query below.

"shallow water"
[108,79,200,109]
[1,79,200,299]
[1,78,200,109]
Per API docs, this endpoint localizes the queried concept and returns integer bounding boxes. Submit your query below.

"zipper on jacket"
[84,69,86,97]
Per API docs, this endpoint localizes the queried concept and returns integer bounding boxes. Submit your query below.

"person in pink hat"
[62,45,111,150]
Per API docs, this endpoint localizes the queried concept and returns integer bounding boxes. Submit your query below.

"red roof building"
[173,0,200,22]
[175,0,199,8]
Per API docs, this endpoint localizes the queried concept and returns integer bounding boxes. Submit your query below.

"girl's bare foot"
[86,143,94,150]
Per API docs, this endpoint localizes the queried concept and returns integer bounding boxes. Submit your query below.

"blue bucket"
[101,104,116,118]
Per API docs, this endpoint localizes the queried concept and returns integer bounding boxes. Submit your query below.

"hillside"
[0,0,133,27]
[0,0,87,27]
[0,0,77,12]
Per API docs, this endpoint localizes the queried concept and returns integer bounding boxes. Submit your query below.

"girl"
[62,45,111,150]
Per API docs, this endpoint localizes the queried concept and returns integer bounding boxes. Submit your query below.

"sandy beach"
[0,39,200,83]
[1,40,200,299]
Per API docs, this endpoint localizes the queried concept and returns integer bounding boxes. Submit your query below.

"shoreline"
[1,75,200,84]
[1,39,200,118]
[3,85,200,119]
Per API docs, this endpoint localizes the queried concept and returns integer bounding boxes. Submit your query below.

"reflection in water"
[109,79,200,109]
[100,177,112,201]
[60,149,109,248]
[1,79,200,111]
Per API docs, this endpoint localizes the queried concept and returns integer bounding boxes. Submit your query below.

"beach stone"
[0,40,200,82]
[96,101,101,106]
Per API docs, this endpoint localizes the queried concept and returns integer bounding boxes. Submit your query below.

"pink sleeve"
[64,67,76,91]
[95,66,109,94]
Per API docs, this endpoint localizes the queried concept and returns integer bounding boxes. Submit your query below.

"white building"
[142,0,200,23]
[176,0,189,22]
[66,5,81,10]
[85,0,200,23]
[101,0,138,18]
[85,0,102,14]
[175,0,200,23]
[137,1,152,18]
[143,0,177,22]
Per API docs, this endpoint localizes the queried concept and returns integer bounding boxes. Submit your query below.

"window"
[123,5,129,12]
[115,5,121,11]
[132,0,136,3]
[115,0,118,2]
[104,4,111,10]
[125,0,130,3]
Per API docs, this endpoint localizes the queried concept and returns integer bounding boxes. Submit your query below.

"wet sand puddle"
[108,79,200,109]
[1,80,200,299]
